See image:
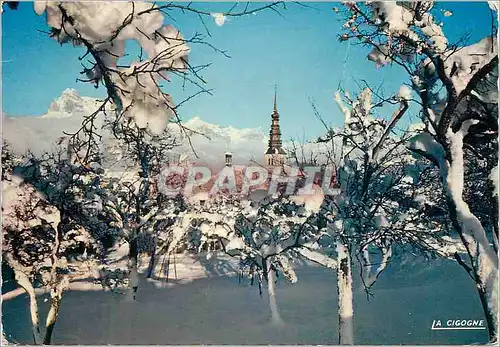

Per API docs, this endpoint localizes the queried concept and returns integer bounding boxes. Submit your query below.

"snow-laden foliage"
[2,140,17,180]
[213,196,337,288]
[102,124,179,245]
[340,2,499,341]
[15,144,108,256]
[3,176,60,269]
[2,141,103,271]
[226,199,307,287]
[316,86,454,344]
[102,175,186,253]
[397,85,412,101]
[179,193,335,324]
[343,1,497,105]
[2,141,104,345]
[100,119,188,289]
[322,88,446,288]
[490,165,499,197]
[34,2,190,135]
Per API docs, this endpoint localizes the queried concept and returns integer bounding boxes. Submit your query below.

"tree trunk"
[448,199,499,343]
[43,296,61,345]
[42,211,68,345]
[337,242,354,345]
[19,278,41,344]
[447,196,498,342]
[7,256,42,344]
[146,243,157,279]
[265,261,283,325]
[476,280,498,343]
[129,237,138,262]
[43,274,69,345]
[27,286,42,345]
[442,129,499,342]
[129,237,139,300]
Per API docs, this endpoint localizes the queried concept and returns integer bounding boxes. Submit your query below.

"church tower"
[264,86,286,166]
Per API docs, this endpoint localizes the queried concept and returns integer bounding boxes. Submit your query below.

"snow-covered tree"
[339,2,498,341]
[101,120,183,298]
[315,86,451,344]
[189,194,335,325]
[2,142,100,345]
[226,199,304,325]
[19,139,108,253]
[1,140,17,180]
[3,177,60,345]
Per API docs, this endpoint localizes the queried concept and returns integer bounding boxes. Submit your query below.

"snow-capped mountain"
[168,116,268,164]
[44,88,103,119]
[3,89,270,164]
[3,89,109,156]
[181,116,266,143]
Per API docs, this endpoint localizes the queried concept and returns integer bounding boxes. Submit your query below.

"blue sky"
[1,2,495,140]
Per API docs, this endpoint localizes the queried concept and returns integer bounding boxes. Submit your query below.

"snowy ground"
[2,252,488,345]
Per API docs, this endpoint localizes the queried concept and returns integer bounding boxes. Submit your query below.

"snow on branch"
[361,246,392,290]
[296,247,337,269]
[35,2,190,135]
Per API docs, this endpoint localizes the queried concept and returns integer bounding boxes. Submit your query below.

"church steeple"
[265,85,286,166]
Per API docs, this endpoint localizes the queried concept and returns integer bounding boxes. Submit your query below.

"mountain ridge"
[3,89,270,165]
